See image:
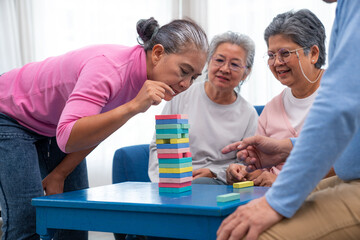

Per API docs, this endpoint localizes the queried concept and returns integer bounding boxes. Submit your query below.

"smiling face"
[149,44,206,95]
[208,42,248,92]
[267,34,315,88]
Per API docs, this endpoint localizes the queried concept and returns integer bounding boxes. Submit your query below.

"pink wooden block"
[158,181,192,188]
[184,152,192,158]
[157,153,183,159]
[157,148,190,154]
[159,176,193,183]
[155,114,188,120]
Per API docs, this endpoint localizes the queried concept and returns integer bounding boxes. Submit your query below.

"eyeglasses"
[212,55,247,72]
[266,47,308,66]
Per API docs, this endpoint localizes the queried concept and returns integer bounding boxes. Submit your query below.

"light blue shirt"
[266,0,360,218]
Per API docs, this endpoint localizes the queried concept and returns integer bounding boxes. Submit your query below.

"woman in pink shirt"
[0,17,207,239]
[225,9,332,187]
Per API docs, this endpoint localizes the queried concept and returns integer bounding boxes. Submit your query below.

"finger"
[229,222,249,240]
[246,225,261,240]
[217,212,237,236]
[218,213,243,240]
[237,150,249,161]
[222,141,242,154]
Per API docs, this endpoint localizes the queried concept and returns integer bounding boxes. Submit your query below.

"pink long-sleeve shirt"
[0,44,147,152]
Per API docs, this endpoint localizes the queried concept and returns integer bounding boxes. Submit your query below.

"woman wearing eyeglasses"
[226,9,335,186]
[148,31,258,185]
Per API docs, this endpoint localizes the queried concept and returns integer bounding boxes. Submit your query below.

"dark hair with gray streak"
[208,31,255,73]
[264,9,326,69]
[137,17,208,54]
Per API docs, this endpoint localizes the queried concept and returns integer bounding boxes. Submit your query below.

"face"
[150,45,206,95]
[267,34,316,88]
[208,42,248,91]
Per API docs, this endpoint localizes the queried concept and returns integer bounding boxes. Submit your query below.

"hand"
[42,171,66,196]
[193,168,216,179]
[130,80,175,113]
[217,196,283,240]
[253,171,277,187]
[222,136,292,172]
[226,164,248,184]
[245,169,263,181]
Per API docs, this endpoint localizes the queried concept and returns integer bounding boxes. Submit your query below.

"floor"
[89,231,116,240]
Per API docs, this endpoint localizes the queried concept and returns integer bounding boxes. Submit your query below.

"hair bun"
[136,17,159,44]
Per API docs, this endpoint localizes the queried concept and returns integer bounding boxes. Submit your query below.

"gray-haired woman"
[148,31,259,185]
[0,17,208,239]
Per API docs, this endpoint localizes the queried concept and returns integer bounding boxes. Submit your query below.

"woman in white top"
[148,31,258,184]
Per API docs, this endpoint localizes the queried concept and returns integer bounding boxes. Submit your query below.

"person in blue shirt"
[218,0,360,239]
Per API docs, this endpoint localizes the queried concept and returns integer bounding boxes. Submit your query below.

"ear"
[241,67,250,81]
[310,45,320,64]
[151,44,165,65]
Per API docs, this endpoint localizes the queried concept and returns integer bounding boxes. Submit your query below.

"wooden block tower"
[155,114,192,193]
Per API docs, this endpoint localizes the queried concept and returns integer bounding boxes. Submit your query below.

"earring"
[312,60,315,62]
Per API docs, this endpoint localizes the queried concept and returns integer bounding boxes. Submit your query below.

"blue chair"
[112,105,265,184]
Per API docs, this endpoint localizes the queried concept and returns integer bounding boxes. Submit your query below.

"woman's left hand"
[42,171,66,196]
[217,196,283,240]
[193,168,216,179]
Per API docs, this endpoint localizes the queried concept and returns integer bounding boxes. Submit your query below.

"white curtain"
[1,0,337,187]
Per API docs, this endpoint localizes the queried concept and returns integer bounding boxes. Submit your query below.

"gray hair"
[264,9,326,69]
[208,31,255,72]
[137,17,208,54]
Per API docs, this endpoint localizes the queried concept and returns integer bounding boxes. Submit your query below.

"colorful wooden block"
[159,176,193,183]
[156,133,182,139]
[170,138,189,144]
[155,114,188,120]
[156,119,188,124]
[159,172,192,178]
[183,152,192,158]
[158,181,192,188]
[158,157,192,164]
[159,166,193,173]
[157,148,190,154]
[156,143,190,149]
[233,181,254,188]
[156,128,189,134]
[156,139,170,144]
[216,193,240,202]
[157,152,191,159]
[155,124,190,129]
[159,162,192,168]
[159,186,192,193]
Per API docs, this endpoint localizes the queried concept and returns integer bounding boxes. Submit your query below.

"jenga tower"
[155,114,192,193]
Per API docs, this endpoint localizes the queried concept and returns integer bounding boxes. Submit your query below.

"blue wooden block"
[156,128,189,134]
[156,119,189,124]
[159,172,192,178]
[156,143,190,149]
[158,157,192,164]
[159,186,192,193]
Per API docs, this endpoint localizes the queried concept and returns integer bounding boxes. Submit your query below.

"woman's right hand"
[130,80,175,113]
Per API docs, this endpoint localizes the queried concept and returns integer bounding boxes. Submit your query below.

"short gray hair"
[208,31,255,72]
[137,17,208,54]
[264,9,326,69]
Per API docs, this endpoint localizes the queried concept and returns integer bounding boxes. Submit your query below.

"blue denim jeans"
[0,113,89,240]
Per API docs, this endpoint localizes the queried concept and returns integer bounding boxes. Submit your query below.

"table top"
[32,182,269,217]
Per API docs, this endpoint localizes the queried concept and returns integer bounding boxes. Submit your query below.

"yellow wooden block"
[233,181,254,188]
[170,138,189,144]
[159,166,193,173]
[156,139,170,144]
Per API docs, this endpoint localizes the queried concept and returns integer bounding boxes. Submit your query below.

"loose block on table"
[156,143,190,149]
[159,176,193,183]
[159,166,193,173]
[216,193,240,202]
[157,148,190,154]
[159,162,192,169]
[155,114,188,120]
[158,185,192,193]
[158,157,192,164]
[158,181,192,188]
[233,181,254,188]
[156,119,188,124]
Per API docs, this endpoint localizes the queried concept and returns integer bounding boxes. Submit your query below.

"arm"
[42,147,95,195]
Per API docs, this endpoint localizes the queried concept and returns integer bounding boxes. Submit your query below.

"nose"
[219,62,231,73]
[179,78,191,91]
[273,55,284,66]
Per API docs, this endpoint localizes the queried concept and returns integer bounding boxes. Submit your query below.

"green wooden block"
[156,133,182,139]
[159,162,192,168]
[156,128,189,134]
[216,193,240,202]
[158,157,192,164]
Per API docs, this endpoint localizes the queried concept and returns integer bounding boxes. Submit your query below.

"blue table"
[32,182,269,240]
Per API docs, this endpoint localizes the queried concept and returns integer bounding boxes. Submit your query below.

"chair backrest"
[112,105,264,183]
[112,144,151,183]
